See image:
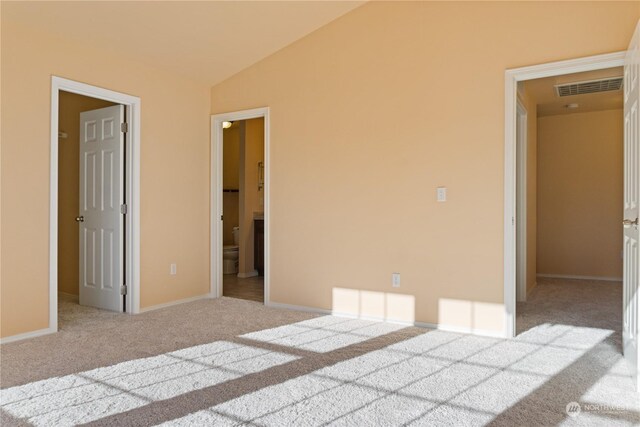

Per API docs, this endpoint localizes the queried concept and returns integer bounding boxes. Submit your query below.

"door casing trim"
[210,107,270,304]
[503,51,625,338]
[515,99,528,303]
[49,76,141,334]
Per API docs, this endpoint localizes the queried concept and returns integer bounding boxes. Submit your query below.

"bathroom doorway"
[212,109,268,303]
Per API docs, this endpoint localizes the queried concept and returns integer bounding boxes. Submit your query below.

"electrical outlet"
[437,187,447,202]
[170,263,177,275]
[392,273,401,288]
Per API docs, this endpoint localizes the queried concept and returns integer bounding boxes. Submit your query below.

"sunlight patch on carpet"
[240,316,406,353]
[1,341,298,426]
[162,325,623,426]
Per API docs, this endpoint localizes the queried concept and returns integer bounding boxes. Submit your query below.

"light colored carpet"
[1,279,639,426]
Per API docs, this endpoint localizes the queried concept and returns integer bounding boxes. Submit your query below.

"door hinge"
[120,285,127,295]
[121,204,128,215]
[221,215,223,221]
[121,122,129,133]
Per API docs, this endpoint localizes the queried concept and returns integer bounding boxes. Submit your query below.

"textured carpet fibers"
[1,279,639,426]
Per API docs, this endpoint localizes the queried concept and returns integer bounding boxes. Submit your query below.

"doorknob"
[623,218,638,226]
[75,216,84,222]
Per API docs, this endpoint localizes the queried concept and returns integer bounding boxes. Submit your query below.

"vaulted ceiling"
[2,1,365,86]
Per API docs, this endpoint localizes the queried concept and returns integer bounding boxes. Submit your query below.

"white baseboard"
[415,321,506,338]
[537,274,622,282]
[266,302,504,338]
[139,294,211,313]
[2,294,212,343]
[237,270,258,279]
[0,327,56,345]
[266,301,332,315]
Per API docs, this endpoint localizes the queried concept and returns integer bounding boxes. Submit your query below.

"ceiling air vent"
[555,77,623,97]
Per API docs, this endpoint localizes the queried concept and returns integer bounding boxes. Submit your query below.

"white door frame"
[504,52,626,338]
[515,99,528,303]
[210,107,270,303]
[50,76,141,333]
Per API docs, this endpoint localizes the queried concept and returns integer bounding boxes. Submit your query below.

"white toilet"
[223,227,240,274]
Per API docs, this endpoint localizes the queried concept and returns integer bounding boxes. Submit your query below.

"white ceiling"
[522,67,624,117]
[2,1,365,86]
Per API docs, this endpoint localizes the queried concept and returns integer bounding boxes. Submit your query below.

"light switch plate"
[170,263,177,275]
[437,187,447,202]
[392,273,401,288]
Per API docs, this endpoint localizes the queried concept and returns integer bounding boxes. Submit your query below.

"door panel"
[79,105,124,312]
[83,227,97,288]
[623,20,640,391]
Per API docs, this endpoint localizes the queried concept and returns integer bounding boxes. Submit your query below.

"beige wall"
[537,109,623,279]
[223,193,240,247]
[1,2,638,339]
[238,118,264,275]
[223,126,240,246]
[1,20,210,337]
[58,92,116,296]
[223,126,241,190]
[210,2,638,332]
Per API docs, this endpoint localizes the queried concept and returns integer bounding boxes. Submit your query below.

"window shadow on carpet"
[1,317,638,426]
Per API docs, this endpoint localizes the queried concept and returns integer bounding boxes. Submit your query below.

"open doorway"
[505,45,640,390]
[516,67,624,334]
[58,91,121,323]
[50,77,141,333]
[211,108,270,304]
[221,118,265,302]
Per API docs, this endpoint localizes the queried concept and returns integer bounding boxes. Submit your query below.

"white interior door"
[623,20,640,391]
[79,105,125,312]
